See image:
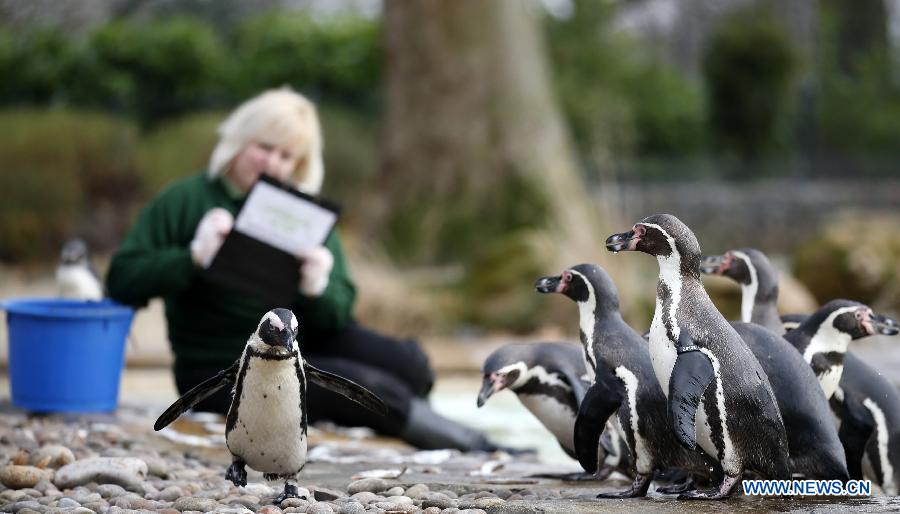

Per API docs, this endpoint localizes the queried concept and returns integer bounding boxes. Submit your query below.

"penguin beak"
[477,375,496,407]
[606,225,643,253]
[535,275,563,294]
[700,255,726,275]
[868,312,900,336]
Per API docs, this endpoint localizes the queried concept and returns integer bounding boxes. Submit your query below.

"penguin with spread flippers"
[535,264,716,498]
[478,341,631,480]
[154,308,387,505]
[606,214,791,499]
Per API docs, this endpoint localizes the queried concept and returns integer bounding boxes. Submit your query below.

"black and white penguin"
[784,300,898,400]
[700,249,849,480]
[701,249,900,492]
[535,264,716,498]
[56,238,104,301]
[477,341,630,479]
[606,214,791,499]
[155,308,387,504]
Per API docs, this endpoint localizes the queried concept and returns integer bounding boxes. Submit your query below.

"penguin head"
[478,354,527,407]
[254,308,300,354]
[534,263,620,313]
[606,214,701,276]
[800,299,899,343]
[60,238,89,266]
[701,248,779,299]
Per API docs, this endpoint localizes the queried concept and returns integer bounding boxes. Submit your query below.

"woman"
[107,88,501,451]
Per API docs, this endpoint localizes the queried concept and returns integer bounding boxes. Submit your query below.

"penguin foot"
[225,461,247,487]
[596,473,651,498]
[274,483,300,505]
[677,474,740,500]
[655,476,695,494]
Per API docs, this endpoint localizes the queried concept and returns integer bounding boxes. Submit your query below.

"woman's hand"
[190,208,234,268]
[297,246,334,297]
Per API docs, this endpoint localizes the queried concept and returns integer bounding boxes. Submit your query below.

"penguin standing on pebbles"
[535,264,715,498]
[155,308,387,505]
[700,250,849,480]
[606,214,791,499]
[56,238,104,301]
[477,341,631,479]
[703,247,900,491]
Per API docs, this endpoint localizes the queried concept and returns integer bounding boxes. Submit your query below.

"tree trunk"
[375,0,611,267]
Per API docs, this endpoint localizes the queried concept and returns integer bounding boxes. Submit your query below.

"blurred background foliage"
[1,0,898,334]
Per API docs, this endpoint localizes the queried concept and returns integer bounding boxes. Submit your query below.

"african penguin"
[702,248,900,492]
[56,238,104,301]
[477,341,631,479]
[700,249,849,480]
[606,214,791,499]
[535,264,716,498]
[155,308,387,505]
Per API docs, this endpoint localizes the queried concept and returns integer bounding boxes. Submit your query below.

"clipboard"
[205,176,341,307]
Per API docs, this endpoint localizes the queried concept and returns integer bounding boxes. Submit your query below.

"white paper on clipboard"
[233,179,338,256]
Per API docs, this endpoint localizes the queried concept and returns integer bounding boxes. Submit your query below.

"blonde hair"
[208,87,324,194]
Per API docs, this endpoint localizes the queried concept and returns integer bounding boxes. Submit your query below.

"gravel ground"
[0,402,899,514]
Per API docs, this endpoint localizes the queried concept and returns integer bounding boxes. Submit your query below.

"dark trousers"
[174,323,434,435]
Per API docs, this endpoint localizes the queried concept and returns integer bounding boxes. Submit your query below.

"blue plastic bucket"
[2,298,134,412]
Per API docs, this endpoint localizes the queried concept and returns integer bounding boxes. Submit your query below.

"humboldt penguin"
[606,214,791,499]
[56,238,104,301]
[155,308,387,504]
[535,264,716,498]
[702,248,900,492]
[478,341,630,480]
[700,249,849,479]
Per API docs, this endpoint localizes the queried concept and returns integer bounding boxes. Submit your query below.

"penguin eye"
[563,272,572,283]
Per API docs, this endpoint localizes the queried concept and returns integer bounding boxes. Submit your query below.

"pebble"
[97,483,129,498]
[279,498,309,509]
[346,478,387,495]
[0,465,54,489]
[31,446,76,469]
[56,497,80,508]
[383,486,404,496]
[348,492,380,504]
[423,508,441,514]
[306,503,335,514]
[172,496,220,512]
[338,501,366,514]
[54,457,148,490]
[255,507,283,514]
[404,484,429,499]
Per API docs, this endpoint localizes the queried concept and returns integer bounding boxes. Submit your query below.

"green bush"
[90,18,230,126]
[135,111,225,196]
[0,109,139,262]
[232,12,380,109]
[703,7,797,161]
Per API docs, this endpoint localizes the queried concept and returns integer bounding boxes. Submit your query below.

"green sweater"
[106,173,356,370]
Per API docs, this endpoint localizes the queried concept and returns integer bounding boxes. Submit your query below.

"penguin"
[155,308,387,505]
[535,264,716,498]
[701,248,900,491]
[606,214,791,499]
[700,249,849,480]
[477,341,631,479]
[56,238,104,301]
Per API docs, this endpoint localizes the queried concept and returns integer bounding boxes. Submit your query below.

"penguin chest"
[518,394,577,452]
[648,316,678,396]
[227,359,307,474]
[56,266,103,300]
[816,364,843,400]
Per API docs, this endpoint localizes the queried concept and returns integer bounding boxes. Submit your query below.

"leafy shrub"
[703,7,797,161]
[135,111,224,196]
[0,109,139,262]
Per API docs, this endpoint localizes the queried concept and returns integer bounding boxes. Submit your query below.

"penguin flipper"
[305,363,388,416]
[837,395,875,480]
[154,361,239,431]
[669,331,714,452]
[560,367,589,405]
[574,375,625,474]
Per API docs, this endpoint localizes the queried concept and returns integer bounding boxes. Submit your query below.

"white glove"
[190,208,234,268]
[297,246,334,297]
